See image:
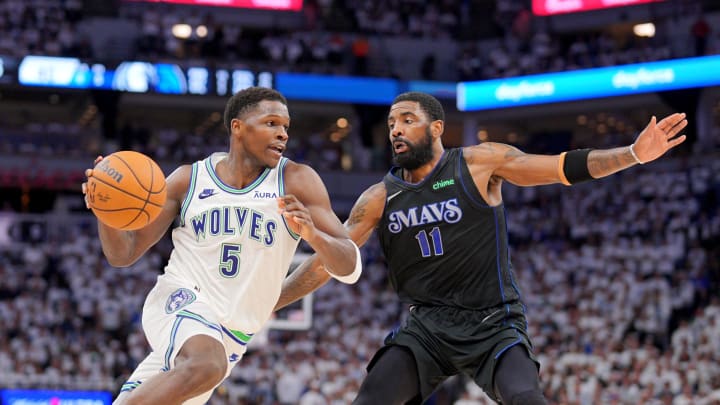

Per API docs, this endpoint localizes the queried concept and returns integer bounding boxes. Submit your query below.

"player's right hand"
[81,155,104,209]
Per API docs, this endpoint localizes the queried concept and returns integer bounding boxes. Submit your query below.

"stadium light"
[633,23,656,38]
[172,23,192,39]
[196,25,208,38]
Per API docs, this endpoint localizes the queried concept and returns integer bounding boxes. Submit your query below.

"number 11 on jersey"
[415,227,444,257]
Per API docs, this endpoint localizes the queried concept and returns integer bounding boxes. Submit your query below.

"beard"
[392,127,434,170]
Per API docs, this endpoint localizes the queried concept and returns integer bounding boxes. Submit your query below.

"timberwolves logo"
[165,288,196,314]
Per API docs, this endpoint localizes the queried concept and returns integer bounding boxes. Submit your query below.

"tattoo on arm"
[346,195,369,227]
[503,145,525,161]
[275,261,330,311]
[587,147,636,178]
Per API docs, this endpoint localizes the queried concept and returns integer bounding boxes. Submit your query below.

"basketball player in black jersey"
[275,92,687,404]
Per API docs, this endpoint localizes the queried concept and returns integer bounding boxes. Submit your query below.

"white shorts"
[115,277,253,405]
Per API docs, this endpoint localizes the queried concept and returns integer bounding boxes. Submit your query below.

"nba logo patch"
[165,288,196,314]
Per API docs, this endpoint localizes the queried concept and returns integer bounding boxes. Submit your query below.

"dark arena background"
[0,0,719,404]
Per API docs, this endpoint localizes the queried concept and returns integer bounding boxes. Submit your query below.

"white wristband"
[327,241,362,284]
[629,144,643,164]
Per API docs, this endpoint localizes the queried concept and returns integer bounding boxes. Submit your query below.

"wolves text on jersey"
[190,206,277,246]
[387,198,462,234]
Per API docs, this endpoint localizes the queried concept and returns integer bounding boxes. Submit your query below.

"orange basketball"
[87,151,167,230]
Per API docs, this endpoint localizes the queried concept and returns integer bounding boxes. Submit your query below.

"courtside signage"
[457,55,720,111]
[0,389,111,405]
[532,0,663,16]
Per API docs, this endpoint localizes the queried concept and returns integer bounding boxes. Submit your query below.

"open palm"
[633,113,687,164]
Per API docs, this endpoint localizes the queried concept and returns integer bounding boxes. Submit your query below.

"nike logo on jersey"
[229,353,239,362]
[386,190,403,202]
[198,189,218,199]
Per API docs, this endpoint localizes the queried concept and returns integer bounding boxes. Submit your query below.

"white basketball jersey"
[163,152,301,334]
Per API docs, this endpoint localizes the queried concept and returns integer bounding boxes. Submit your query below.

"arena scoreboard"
[14,55,272,96]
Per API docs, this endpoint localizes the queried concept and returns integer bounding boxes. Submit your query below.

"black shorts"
[367,301,538,404]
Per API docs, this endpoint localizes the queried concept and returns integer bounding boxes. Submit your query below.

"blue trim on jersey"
[176,310,222,333]
[494,337,522,360]
[164,316,183,370]
[492,207,511,321]
[503,208,523,301]
[163,310,222,370]
[179,162,199,227]
[492,207,506,303]
[277,158,301,240]
[221,325,254,346]
[456,149,492,208]
[120,380,143,393]
[206,156,270,194]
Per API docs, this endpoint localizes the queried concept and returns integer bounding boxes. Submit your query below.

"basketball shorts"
[367,301,538,404]
[115,277,253,405]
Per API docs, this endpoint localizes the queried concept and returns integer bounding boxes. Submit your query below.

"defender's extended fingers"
[667,119,688,138]
[668,135,687,147]
[658,113,686,132]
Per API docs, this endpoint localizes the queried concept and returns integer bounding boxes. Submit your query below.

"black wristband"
[563,149,593,184]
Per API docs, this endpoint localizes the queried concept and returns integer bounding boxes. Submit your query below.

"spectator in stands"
[691,13,711,57]
[351,36,369,76]
[421,54,436,80]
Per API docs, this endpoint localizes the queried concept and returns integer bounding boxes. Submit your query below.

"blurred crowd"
[0,153,718,404]
[1,0,719,402]
[0,119,359,190]
[2,0,719,81]
[0,0,92,59]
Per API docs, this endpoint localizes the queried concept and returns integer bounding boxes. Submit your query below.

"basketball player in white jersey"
[81,87,362,405]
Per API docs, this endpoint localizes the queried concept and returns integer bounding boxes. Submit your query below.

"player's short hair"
[392,92,445,122]
[224,87,288,134]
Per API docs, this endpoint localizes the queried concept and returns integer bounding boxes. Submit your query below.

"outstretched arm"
[275,182,386,311]
[586,113,686,177]
[466,113,687,188]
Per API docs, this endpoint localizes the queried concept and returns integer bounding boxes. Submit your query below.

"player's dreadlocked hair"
[223,87,288,134]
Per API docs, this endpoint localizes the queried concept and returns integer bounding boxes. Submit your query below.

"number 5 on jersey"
[220,243,241,277]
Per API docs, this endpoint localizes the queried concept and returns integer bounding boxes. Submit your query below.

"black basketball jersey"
[377,148,522,310]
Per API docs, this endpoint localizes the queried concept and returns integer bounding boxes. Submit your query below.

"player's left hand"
[81,155,104,209]
[277,195,316,240]
[632,113,687,164]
